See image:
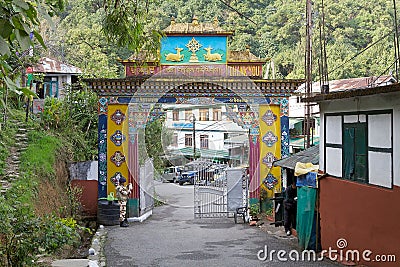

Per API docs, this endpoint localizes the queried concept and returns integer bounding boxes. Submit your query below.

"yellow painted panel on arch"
[107,104,129,196]
[259,104,281,197]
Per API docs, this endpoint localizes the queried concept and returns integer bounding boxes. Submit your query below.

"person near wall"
[284,182,297,236]
[116,177,132,227]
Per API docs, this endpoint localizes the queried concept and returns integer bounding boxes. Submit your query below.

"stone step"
[16,143,28,148]
[6,175,19,180]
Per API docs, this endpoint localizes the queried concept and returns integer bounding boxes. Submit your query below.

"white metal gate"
[194,163,248,219]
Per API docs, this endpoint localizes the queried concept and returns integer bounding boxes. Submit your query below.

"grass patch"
[19,130,61,179]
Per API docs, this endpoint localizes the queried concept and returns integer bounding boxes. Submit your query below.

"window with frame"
[172,110,179,121]
[343,123,367,183]
[185,134,193,147]
[200,135,209,149]
[172,133,178,146]
[185,110,192,121]
[213,108,222,121]
[199,109,209,121]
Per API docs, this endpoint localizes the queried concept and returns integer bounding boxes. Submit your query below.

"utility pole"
[305,0,313,149]
[191,114,196,159]
[393,0,400,81]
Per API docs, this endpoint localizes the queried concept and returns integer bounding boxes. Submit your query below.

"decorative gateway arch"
[85,17,303,217]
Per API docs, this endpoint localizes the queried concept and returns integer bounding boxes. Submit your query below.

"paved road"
[104,182,339,267]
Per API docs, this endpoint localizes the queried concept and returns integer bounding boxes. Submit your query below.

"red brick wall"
[319,177,400,267]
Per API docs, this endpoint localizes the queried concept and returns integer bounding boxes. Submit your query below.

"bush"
[0,185,78,266]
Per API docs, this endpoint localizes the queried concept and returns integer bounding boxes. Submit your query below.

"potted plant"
[265,206,274,222]
[249,203,260,221]
[260,187,269,212]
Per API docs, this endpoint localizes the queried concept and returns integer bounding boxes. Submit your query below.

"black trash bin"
[97,200,120,226]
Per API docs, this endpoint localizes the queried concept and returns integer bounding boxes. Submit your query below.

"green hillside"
[38,0,400,80]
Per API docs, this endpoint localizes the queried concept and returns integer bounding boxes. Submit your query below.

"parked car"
[177,160,213,185]
[161,166,183,183]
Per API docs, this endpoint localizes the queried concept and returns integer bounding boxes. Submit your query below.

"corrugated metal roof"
[296,75,396,95]
[274,145,319,169]
[31,57,82,74]
[303,82,400,102]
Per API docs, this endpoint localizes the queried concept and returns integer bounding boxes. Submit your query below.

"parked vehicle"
[161,166,183,183]
[177,160,213,185]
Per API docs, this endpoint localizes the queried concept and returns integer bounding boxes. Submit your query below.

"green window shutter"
[354,123,367,183]
[343,126,355,179]
[343,123,367,183]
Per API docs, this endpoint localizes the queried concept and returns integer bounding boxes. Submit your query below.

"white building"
[27,57,82,99]
[303,80,400,267]
[289,75,396,153]
[164,104,248,165]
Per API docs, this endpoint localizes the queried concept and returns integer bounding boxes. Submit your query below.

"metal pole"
[305,0,313,149]
[192,114,196,159]
[393,0,400,80]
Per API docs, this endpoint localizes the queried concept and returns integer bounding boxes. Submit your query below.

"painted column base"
[249,198,259,206]
[127,198,139,218]
[127,210,152,223]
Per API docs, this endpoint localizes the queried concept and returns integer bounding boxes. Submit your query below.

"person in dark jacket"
[284,182,297,236]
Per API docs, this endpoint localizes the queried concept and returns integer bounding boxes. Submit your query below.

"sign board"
[160,36,227,65]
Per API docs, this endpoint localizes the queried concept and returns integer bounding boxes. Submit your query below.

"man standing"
[116,177,132,227]
[284,182,297,236]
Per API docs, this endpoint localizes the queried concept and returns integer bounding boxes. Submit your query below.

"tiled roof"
[274,145,319,169]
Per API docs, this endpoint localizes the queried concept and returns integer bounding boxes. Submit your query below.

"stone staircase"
[0,121,30,194]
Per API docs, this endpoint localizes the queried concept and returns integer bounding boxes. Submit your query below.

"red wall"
[319,177,400,267]
[71,180,98,216]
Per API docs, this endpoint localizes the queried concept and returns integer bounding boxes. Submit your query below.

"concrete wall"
[69,161,98,180]
[319,177,400,267]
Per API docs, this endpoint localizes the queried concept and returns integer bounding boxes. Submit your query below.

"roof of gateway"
[227,50,268,63]
[163,16,233,35]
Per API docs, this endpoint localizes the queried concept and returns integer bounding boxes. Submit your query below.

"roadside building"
[303,81,400,267]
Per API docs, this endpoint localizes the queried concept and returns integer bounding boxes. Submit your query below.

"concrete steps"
[1,121,31,194]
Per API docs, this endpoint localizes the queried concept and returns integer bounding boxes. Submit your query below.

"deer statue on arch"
[204,47,223,62]
[165,47,184,62]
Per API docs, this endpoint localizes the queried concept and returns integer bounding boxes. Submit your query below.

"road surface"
[104,182,339,267]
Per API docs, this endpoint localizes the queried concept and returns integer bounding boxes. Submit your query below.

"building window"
[200,135,209,149]
[172,133,178,146]
[185,134,193,147]
[199,108,209,121]
[172,110,179,121]
[185,109,192,121]
[224,133,229,140]
[343,123,367,183]
[213,109,222,121]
